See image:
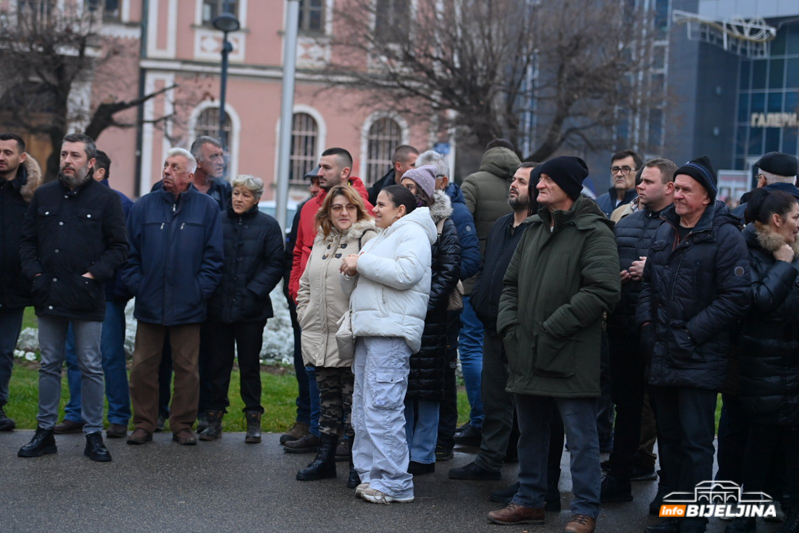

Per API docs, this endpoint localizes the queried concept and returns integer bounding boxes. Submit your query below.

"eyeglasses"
[331,205,357,213]
[611,166,635,174]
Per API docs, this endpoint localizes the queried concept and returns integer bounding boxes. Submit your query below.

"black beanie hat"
[755,152,798,177]
[675,155,717,201]
[537,156,588,201]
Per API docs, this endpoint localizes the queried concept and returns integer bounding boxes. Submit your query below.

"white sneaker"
[360,487,414,504]
[355,482,369,498]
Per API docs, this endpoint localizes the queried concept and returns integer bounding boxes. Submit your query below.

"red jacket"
[289,176,372,302]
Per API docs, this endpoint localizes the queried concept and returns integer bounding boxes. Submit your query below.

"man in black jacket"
[449,162,535,481]
[601,158,675,503]
[366,144,418,206]
[0,133,41,432]
[18,133,128,462]
[639,156,750,533]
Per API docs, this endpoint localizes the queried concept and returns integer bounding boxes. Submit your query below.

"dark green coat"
[497,196,621,398]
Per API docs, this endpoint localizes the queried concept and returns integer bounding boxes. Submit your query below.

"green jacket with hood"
[497,196,621,398]
[461,146,521,293]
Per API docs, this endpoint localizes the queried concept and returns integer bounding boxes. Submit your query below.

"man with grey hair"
[18,133,128,461]
[733,151,799,223]
[152,136,230,211]
[123,147,224,446]
[416,149,481,459]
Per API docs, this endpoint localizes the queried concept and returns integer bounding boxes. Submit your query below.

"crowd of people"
[1,129,799,533]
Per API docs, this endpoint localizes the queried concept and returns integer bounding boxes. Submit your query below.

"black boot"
[245,412,261,444]
[346,436,360,489]
[84,432,112,462]
[0,405,15,431]
[18,426,57,458]
[297,434,338,481]
[600,473,633,503]
[199,410,223,441]
[546,468,561,512]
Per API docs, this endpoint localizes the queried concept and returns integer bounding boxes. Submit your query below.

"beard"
[508,194,529,212]
[58,163,92,189]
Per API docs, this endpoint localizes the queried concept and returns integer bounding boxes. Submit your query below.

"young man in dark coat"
[18,134,128,462]
[0,133,41,432]
[638,156,751,533]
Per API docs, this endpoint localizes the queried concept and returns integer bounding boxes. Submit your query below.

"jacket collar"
[745,222,799,258]
[6,161,28,192]
[58,173,94,196]
[534,195,610,232]
[607,187,637,204]
[661,200,736,244]
[227,203,259,219]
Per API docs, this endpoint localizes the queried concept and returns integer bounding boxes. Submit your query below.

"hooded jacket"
[497,196,621,398]
[0,156,41,309]
[444,182,480,280]
[596,187,638,218]
[461,147,521,293]
[367,167,396,206]
[297,220,377,368]
[408,192,461,401]
[738,224,799,425]
[346,206,437,353]
[289,177,372,302]
[207,205,284,324]
[636,201,751,391]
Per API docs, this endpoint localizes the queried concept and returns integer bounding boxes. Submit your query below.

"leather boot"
[0,405,16,431]
[84,432,112,462]
[297,433,338,481]
[346,436,360,489]
[18,426,57,458]
[199,410,223,441]
[245,412,262,444]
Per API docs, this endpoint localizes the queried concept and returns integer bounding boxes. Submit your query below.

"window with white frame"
[201,0,239,26]
[365,117,402,184]
[298,0,325,33]
[374,0,410,43]
[290,112,319,182]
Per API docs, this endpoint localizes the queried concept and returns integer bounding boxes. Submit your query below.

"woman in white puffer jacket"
[340,185,436,505]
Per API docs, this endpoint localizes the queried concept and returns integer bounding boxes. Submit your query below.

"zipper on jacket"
[160,223,165,230]
[180,223,185,230]
[172,203,176,213]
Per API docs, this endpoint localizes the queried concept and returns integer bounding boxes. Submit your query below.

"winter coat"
[283,197,310,305]
[636,201,751,391]
[444,182,480,280]
[123,188,224,326]
[100,180,134,303]
[289,177,372,302]
[471,213,532,336]
[606,206,669,332]
[367,167,396,207]
[733,182,799,224]
[20,177,129,322]
[207,205,284,324]
[151,177,231,211]
[461,147,520,293]
[297,220,377,367]
[497,196,621,398]
[0,156,41,309]
[738,224,799,425]
[346,206,437,353]
[610,197,639,223]
[408,192,461,401]
[595,187,637,218]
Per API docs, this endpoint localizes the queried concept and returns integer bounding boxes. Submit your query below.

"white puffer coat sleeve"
[348,207,437,353]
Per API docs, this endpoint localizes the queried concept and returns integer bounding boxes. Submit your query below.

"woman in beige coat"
[296,185,376,486]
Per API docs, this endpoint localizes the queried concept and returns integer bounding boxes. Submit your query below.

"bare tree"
[0,3,197,180]
[323,0,665,161]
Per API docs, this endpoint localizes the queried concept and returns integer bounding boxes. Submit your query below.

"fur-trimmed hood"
[428,190,453,223]
[752,222,799,258]
[19,155,42,204]
[314,218,377,246]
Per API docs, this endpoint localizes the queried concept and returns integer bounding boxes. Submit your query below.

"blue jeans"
[306,366,320,437]
[513,394,601,519]
[458,296,483,428]
[38,316,104,434]
[0,307,24,407]
[405,398,440,464]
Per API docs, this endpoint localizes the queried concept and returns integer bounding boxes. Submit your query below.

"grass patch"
[22,307,37,330]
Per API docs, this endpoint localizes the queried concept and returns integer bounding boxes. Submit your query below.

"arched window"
[290,112,319,182]
[365,117,402,184]
[193,106,232,148]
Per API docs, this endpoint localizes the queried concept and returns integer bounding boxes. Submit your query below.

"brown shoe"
[126,428,152,445]
[487,504,545,525]
[283,432,319,454]
[279,421,310,445]
[564,514,596,533]
[172,429,197,446]
[106,424,128,439]
[54,419,85,434]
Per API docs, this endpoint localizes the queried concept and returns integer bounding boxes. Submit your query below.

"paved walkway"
[0,431,781,532]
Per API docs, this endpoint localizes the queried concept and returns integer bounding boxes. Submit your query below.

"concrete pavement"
[0,431,781,533]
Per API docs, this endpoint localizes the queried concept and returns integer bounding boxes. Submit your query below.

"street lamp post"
[212,12,240,158]
[275,0,300,233]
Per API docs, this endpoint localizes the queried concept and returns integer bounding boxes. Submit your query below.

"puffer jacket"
[346,206,437,353]
[497,196,621,398]
[461,147,520,293]
[606,205,669,332]
[0,156,41,309]
[738,224,799,425]
[207,205,284,324]
[444,182,480,280]
[297,220,377,367]
[408,192,461,401]
[636,201,751,391]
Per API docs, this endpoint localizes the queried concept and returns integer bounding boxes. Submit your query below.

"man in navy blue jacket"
[123,148,223,446]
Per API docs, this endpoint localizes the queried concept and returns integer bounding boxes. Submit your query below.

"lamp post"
[212,12,240,158]
[275,0,300,232]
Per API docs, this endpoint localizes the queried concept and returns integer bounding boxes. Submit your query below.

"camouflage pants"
[314,366,354,438]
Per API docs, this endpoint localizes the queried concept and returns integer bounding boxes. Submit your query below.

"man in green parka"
[489,156,621,533]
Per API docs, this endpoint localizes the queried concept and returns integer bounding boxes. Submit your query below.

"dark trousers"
[742,423,797,501]
[650,386,717,527]
[475,333,515,472]
[437,347,458,452]
[716,393,747,484]
[197,323,213,415]
[596,332,614,445]
[607,327,646,480]
[288,299,311,425]
[206,320,267,414]
[157,336,172,417]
